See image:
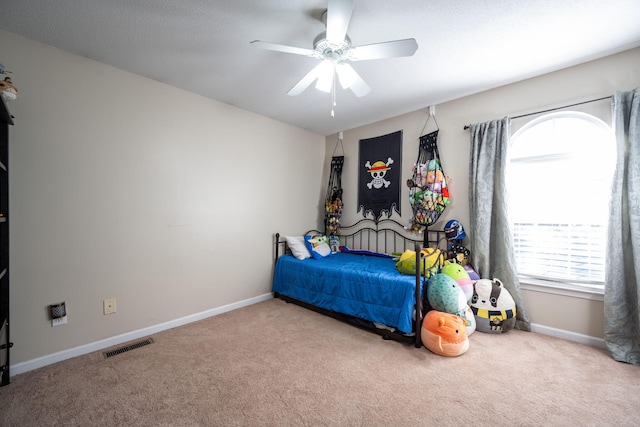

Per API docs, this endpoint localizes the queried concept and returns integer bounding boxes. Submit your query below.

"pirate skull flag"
[358,130,402,221]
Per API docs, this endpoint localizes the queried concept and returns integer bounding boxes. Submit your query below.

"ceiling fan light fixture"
[252,0,416,103]
[336,62,356,89]
[315,60,335,92]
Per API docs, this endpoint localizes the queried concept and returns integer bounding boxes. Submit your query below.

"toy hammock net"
[406,130,450,235]
[325,155,344,235]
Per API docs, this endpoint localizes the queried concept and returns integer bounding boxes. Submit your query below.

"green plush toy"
[440,262,474,302]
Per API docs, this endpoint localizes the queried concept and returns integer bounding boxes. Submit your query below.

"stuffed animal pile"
[421,220,518,356]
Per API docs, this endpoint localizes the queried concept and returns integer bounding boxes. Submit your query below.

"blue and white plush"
[428,274,465,314]
[427,273,475,335]
[304,235,332,259]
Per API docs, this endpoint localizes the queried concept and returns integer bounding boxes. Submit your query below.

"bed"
[272,219,447,348]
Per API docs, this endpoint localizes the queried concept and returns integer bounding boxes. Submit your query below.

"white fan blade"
[336,63,370,97]
[250,40,315,56]
[349,38,418,61]
[326,0,353,45]
[287,62,326,96]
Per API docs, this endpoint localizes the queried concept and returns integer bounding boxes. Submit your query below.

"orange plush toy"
[421,310,469,357]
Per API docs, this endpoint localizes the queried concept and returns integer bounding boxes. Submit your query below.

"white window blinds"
[507,112,615,287]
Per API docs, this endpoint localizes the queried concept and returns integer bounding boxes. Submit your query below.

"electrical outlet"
[50,302,67,326]
[52,316,67,327]
[103,298,116,315]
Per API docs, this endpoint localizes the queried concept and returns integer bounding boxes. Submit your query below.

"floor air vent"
[103,338,154,359]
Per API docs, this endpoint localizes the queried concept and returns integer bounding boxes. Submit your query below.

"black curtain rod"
[462,95,612,130]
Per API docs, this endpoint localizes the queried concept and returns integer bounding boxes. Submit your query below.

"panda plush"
[469,278,517,334]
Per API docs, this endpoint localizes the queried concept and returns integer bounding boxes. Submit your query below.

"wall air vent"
[102,338,154,359]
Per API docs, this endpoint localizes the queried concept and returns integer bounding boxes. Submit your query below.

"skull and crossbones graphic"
[365,158,394,189]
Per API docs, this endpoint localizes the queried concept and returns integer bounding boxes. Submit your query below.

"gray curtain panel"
[469,117,531,331]
[605,87,640,365]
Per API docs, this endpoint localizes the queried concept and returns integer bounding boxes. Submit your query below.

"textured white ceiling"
[1,0,639,135]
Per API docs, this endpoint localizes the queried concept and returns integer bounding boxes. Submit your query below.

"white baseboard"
[531,323,606,349]
[11,296,606,376]
[11,293,273,377]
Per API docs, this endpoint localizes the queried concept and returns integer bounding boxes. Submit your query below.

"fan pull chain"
[330,71,336,118]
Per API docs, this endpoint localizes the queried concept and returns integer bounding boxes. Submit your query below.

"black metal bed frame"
[273,218,447,348]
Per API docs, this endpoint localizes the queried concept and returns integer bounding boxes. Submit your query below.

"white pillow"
[284,236,311,260]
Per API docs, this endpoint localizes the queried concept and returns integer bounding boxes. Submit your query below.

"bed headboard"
[275,218,447,259]
[335,218,447,254]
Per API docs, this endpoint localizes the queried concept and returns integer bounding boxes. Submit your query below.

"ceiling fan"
[250,0,418,98]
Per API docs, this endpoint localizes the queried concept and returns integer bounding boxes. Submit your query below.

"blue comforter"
[272,253,418,334]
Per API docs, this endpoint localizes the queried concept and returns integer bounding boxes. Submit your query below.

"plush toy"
[421,310,469,357]
[395,248,444,277]
[404,217,426,234]
[426,168,445,192]
[0,76,18,102]
[427,273,466,315]
[304,235,332,259]
[464,264,480,281]
[427,273,476,335]
[410,189,425,207]
[444,219,472,265]
[440,262,474,302]
[461,305,476,335]
[411,162,428,188]
[470,278,517,333]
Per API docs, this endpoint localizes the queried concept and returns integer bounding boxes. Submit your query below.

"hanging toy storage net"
[325,155,344,235]
[407,130,450,235]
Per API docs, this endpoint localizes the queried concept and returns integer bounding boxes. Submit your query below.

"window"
[506,112,616,291]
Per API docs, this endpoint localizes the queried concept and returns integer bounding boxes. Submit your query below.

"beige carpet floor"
[1,297,639,426]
